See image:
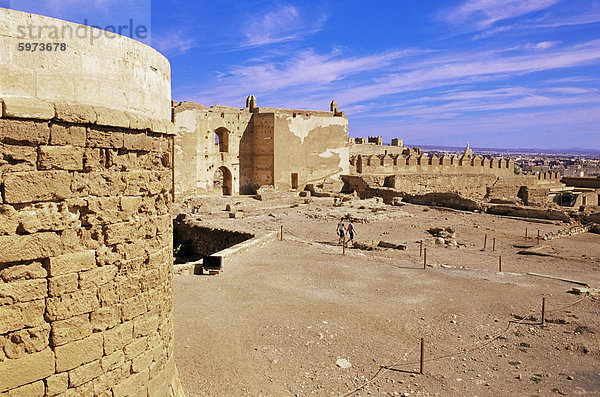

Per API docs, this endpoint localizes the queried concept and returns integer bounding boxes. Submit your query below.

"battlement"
[368,136,383,144]
[352,136,404,146]
[350,152,517,177]
[536,170,562,181]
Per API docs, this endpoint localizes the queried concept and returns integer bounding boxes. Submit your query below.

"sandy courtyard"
[173,198,600,396]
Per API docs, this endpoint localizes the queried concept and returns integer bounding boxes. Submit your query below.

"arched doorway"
[214,166,233,195]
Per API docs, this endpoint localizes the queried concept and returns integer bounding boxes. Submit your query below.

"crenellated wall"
[0,8,183,397]
[350,153,516,177]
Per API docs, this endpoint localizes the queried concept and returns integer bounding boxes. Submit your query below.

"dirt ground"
[173,196,600,396]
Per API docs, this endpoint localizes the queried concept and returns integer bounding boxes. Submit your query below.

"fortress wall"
[173,103,253,197]
[273,113,349,190]
[388,174,498,199]
[348,143,406,157]
[352,154,515,177]
[0,9,183,397]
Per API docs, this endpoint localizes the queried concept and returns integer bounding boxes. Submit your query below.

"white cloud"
[242,4,327,47]
[186,49,408,106]
[472,25,514,39]
[443,0,560,28]
[527,41,559,50]
[153,30,195,55]
[334,40,600,106]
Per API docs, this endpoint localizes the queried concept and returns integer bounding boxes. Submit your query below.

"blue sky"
[6,0,600,149]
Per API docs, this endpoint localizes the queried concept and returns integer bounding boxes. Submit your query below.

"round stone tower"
[0,8,184,396]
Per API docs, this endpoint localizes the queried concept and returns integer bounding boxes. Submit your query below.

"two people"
[337,218,356,246]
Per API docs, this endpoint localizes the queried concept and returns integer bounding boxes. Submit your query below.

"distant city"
[403,143,600,178]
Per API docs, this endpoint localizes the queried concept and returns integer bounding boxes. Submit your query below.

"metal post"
[419,240,423,257]
[498,256,502,272]
[492,237,496,252]
[280,225,283,241]
[541,297,546,326]
[423,248,427,269]
[484,233,487,249]
[419,337,425,374]
[525,227,528,240]
[342,236,346,255]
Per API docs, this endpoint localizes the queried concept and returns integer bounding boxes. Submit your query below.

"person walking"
[337,218,345,245]
[346,220,356,246]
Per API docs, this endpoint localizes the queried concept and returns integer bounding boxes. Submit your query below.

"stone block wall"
[1,7,183,395]
[0,102,183,396]
[388,174,498,200]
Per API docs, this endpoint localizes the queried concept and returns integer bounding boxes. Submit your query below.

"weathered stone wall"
[0,9,171,121]
[387,174,498,200]
[0,105,181,397]
[349,142,407,157]
[252,113,275,189]
[0,8,183,397]
[272,111,349,190]
[173,103,253,197]
[173,222,252,258]
[172,98,349,198]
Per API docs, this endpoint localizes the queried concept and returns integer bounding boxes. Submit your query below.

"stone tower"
[461,142,473,161]
[0,8,184,396]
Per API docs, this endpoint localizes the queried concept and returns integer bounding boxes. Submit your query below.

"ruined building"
[0,8,183,396]
[173,98,349,198]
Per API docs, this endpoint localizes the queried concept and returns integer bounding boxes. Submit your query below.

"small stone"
[336,358,352,369]
[567,375,574,380]
[435,237,445,245]
[229,211,244,219]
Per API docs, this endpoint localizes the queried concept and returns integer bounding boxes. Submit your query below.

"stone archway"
[215,166,233,195]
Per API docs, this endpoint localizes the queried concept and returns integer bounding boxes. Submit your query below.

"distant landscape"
[403,143,600,158]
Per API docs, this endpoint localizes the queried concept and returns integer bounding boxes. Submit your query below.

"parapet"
[350,152,515,177]
[247,97,346,118]
[0,8,171,122]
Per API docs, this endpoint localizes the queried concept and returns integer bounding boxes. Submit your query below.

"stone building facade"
[0,8,183,397]
[173,97,349,198]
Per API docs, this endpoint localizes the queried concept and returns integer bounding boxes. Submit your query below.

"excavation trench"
[173,220,253,274]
